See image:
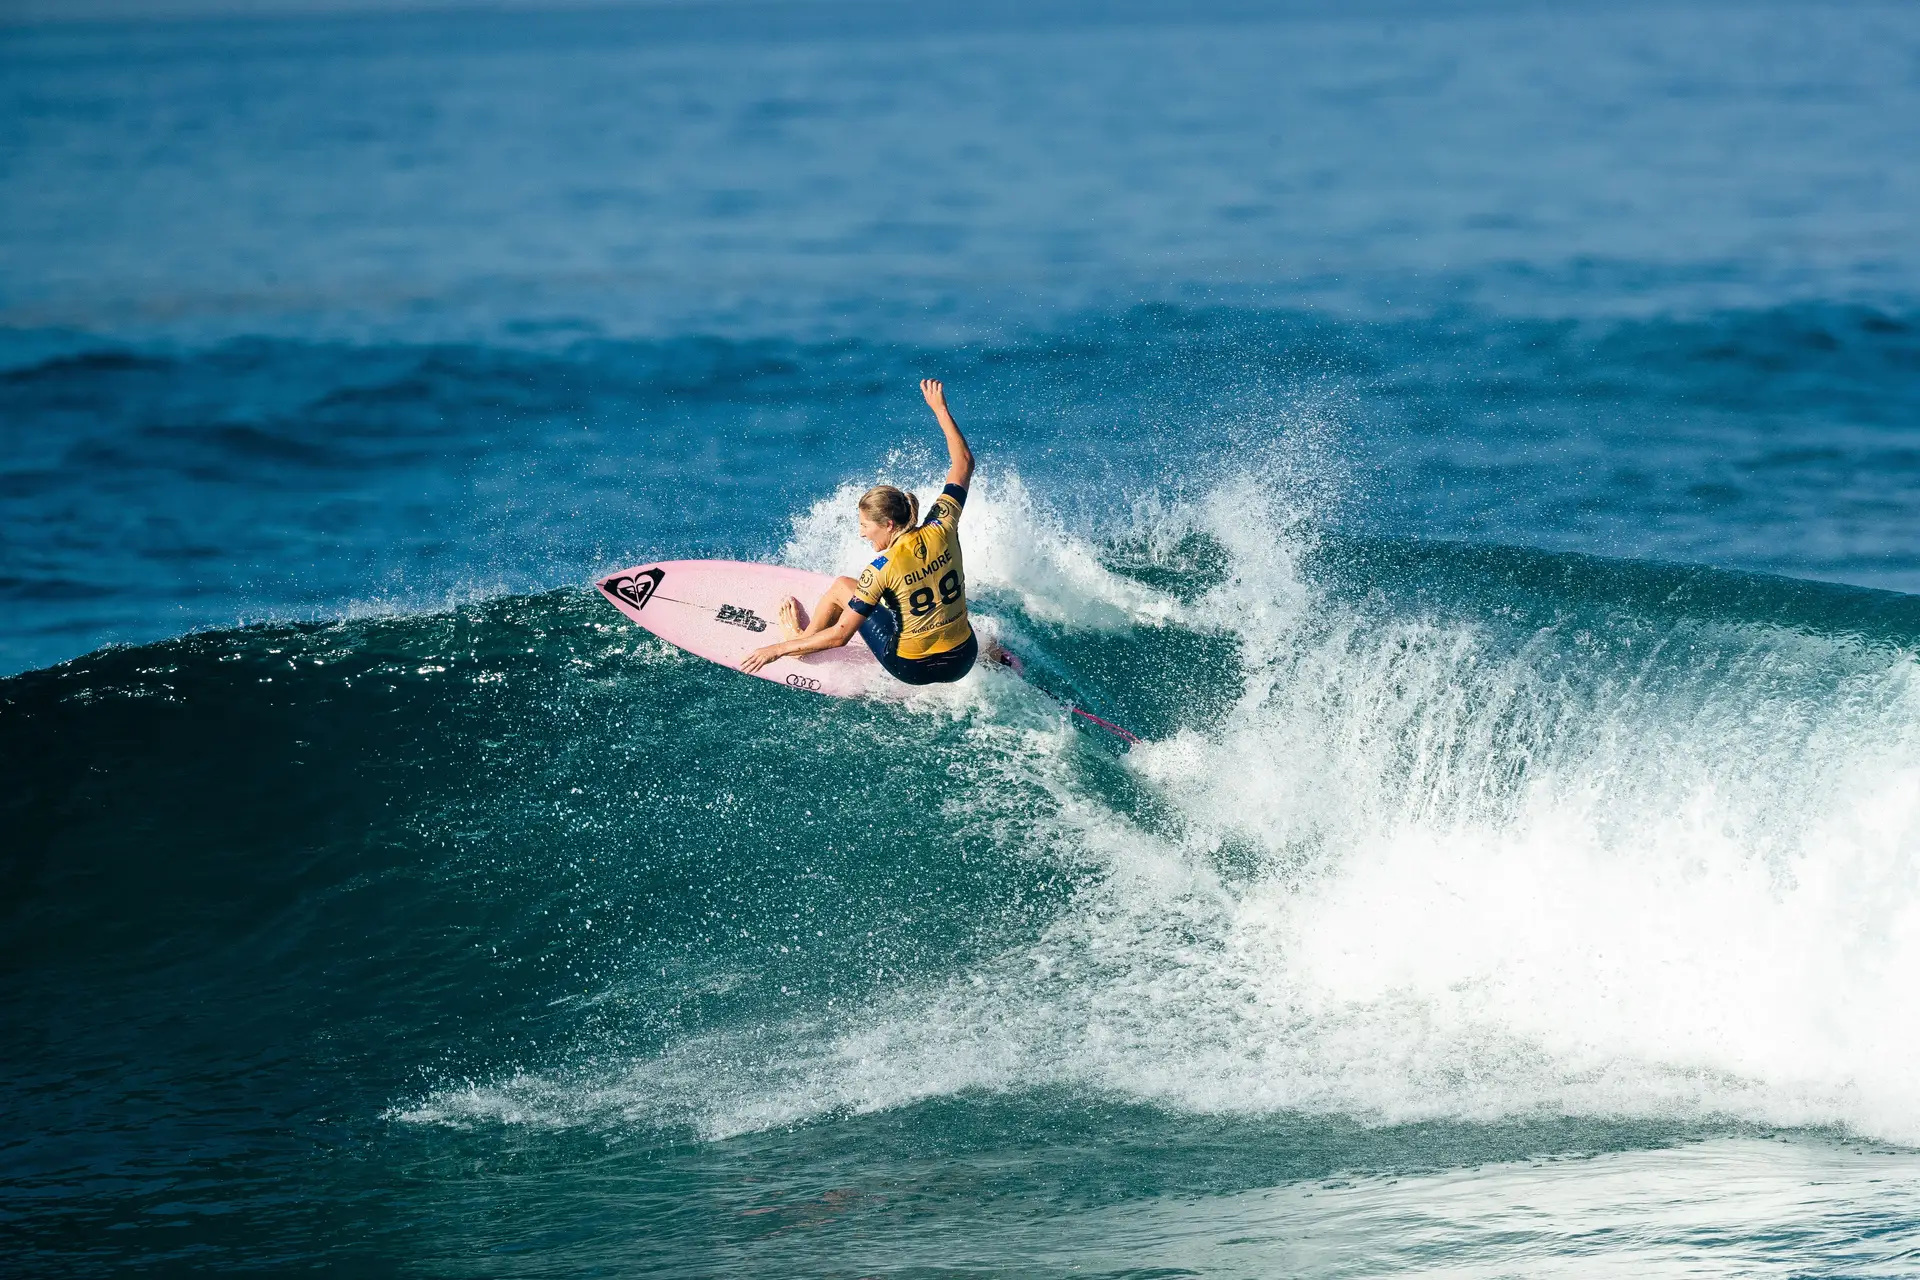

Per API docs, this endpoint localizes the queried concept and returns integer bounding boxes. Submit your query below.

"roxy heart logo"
[608,567,664,610]
[715,603,769,632]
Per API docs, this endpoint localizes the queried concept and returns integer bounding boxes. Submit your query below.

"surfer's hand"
[920,378,946,411]
[741,643,782,674]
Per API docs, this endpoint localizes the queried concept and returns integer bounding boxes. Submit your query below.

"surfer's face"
[857,510,898,551]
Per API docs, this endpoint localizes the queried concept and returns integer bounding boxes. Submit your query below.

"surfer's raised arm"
[743,377,982,681]
[922,378,973,490]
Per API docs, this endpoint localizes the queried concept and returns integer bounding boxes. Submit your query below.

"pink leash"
[1069,706,1141,744]
[995,645,1140,746]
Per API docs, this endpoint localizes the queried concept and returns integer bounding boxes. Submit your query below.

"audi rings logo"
[784,673,823,692]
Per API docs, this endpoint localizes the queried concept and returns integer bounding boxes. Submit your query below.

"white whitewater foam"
[405,468,1920,1146]
[778,469,1183,631]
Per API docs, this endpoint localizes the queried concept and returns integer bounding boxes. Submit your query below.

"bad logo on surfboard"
[715,603,769,632]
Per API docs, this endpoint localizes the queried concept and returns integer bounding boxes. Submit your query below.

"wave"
[7,449,1920,1146]
[111,464,1890,1147]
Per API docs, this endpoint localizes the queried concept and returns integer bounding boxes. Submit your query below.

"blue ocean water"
[6,1,1920,1274]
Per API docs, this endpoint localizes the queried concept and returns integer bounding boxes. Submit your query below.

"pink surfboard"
[595,560,884,698]
[594,558,1137,740]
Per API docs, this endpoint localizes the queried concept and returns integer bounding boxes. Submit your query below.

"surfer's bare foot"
[778,596,807,639]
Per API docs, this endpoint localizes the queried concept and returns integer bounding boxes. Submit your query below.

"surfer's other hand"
[741,643,781,674]
[920,378,946,409]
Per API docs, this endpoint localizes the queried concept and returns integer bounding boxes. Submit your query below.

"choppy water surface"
[6,2,1920,1274]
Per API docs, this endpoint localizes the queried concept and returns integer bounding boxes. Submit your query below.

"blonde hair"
[858,484,919,531]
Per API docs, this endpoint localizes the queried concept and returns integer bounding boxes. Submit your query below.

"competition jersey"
[846,483,972,659]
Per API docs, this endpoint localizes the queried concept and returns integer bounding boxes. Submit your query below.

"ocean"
[5,1,1920,1273]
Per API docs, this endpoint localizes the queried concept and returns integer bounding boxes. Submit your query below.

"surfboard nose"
[599,566,665,611]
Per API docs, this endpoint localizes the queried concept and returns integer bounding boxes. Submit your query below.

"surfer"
[741,379,981,685]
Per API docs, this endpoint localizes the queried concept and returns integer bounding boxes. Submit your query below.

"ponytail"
[858,484,920,532]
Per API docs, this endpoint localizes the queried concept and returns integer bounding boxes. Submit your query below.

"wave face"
[9,477,1920,1271]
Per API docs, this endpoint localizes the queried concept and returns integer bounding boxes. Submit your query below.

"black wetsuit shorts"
[857,604,978,685]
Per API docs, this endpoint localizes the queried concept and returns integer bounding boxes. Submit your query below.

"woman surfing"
[740,379,984,686]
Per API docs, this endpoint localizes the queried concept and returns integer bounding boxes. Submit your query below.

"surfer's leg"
[792,577,859,638]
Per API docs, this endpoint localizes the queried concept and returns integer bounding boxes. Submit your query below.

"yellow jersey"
[847,483,972,659]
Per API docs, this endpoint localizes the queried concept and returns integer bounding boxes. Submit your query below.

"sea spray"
[396,469,1920,1145]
